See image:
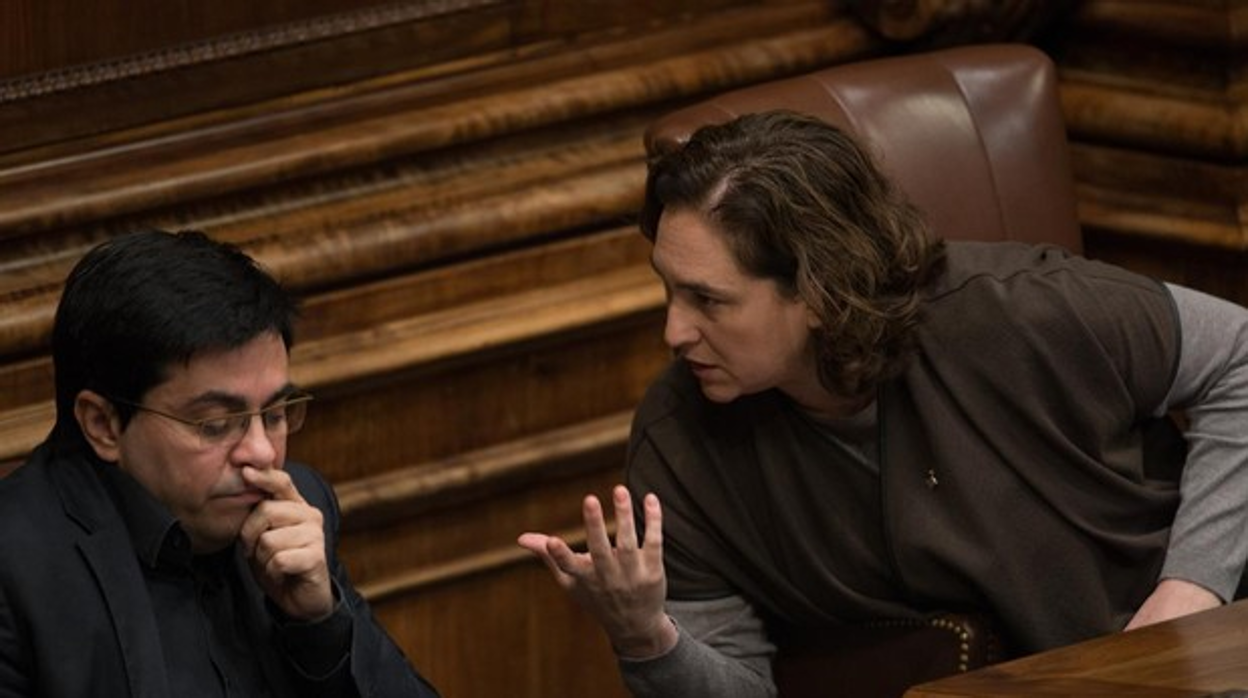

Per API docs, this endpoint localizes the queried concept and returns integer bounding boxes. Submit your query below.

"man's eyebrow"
[182,383,299,412]
[182,391,246,412]
[268,384,301,405]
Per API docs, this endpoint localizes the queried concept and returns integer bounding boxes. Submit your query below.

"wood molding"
[1060,81,1243,160]
[0,129,651,359]
[292,264,664,390]
[1070,142,1245,251]
[1065,0,1244,49]
[0,17,876,238]
[342,414,631,602]
[0,261,662,463]
[337,411,632,530]
[338,412,630,602]
[1046,0,1248,293]
[850,0,1076,44]
[0,0,504,104]
[358,523,596,601]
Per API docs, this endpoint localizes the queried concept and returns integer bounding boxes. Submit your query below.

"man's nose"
[231,415,278,468]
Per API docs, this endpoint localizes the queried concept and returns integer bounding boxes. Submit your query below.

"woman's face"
[651,207,821,404]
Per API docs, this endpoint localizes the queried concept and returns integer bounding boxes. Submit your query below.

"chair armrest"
[774,613,1006,698]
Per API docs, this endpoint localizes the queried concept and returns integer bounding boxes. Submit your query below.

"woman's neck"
[782,380,873,422]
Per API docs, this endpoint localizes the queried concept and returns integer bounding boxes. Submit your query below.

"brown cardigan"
[626,242,1184,654]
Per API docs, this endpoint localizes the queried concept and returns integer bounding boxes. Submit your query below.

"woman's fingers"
[519,486,664,589]
[612,485,640,552]
[641,492,663,563]
[583,493,620,575]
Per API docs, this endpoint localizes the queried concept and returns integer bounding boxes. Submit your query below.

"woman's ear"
[805,302,823,330]
[74,390,122,463]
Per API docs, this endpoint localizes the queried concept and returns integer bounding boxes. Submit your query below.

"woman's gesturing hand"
[518,485,678,658]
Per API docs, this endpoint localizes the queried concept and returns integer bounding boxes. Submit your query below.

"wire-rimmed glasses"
[109,392,313,450]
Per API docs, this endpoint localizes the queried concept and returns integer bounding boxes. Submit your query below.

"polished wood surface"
[906,601,1248,697]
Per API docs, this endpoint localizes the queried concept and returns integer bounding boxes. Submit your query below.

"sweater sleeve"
[618,596,777,698]
[1154,283,1248,601]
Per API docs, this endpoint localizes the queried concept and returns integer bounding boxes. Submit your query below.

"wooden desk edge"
[904,601,1248,698]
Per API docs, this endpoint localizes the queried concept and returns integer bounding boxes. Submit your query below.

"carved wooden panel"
[1047,0,1248,304]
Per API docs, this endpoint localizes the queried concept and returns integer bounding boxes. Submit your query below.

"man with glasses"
[0,230,440,697]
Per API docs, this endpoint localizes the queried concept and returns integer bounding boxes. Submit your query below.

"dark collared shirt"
[98,464,353,697]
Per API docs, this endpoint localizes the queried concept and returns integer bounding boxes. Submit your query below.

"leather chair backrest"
[644,44,1081,253]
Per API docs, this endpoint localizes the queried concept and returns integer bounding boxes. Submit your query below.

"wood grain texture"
[906,601,1248,697]
[1046,0,1248,304]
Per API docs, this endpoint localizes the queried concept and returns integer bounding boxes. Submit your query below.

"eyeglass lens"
[196,398,309,446]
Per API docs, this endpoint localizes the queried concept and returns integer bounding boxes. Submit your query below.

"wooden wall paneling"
[1060,79,1241,160]
[0,0,805,159]
[0,126,655,456]
[0,0,880,458]
[322,373,653,698]
[0,116,650,353]
[0,0,416,78]
[851,0,1080,46]
[0,222,667,459]
[1070,142,1242,250]
[285,247,669,697]
[335,410,634,537]
[330,373,639,697]
[0,3,868,264]
[374,535,633,698]
[0,7,872,241]
[0,0,757,84]
[0,0,519,155]
[292,222,656,344]
[335,415,635,597]
[1047,0,1248,304]
[288,281,668,481]
[1084,230,1248,308]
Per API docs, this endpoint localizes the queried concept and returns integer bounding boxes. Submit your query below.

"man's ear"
[74,390,122,463]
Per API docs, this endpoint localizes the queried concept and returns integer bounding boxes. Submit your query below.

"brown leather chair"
[643,44,1079,697]
[645,43,1080,253]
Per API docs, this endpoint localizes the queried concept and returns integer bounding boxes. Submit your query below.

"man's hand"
[518,485,677,659]
[1125,578,1222,631]
[239,465,335,622]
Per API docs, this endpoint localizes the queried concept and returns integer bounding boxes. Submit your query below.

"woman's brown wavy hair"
[640,110,946,400]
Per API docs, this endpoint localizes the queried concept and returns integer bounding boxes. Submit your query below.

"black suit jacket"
[0,443,439,698]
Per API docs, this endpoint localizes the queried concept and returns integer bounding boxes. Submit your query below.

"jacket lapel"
[78,532,171,698]
[52,452,172,698]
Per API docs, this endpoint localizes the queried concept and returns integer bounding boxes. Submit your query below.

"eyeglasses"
[110,393,313,450]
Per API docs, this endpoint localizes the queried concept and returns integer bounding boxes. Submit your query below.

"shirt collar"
[96,462,193,570]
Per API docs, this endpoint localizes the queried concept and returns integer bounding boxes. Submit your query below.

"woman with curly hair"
[521,111,1247,697]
